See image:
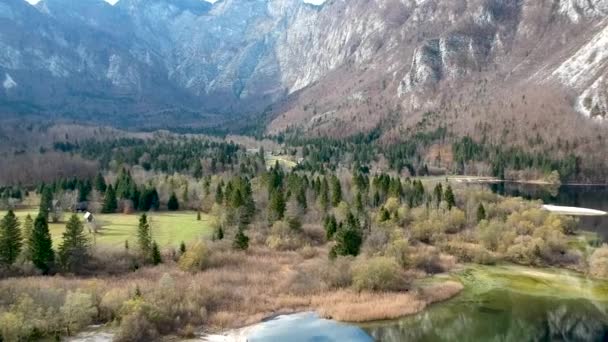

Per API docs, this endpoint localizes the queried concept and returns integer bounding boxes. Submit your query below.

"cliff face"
[1,0,607,132]
[263,0,608,141]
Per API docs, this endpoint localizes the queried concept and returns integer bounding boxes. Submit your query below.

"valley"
[1,0,608,341]
[1,126,608,341]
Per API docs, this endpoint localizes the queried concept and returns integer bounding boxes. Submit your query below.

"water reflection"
[238,312,373,342]
[363,289,608,342]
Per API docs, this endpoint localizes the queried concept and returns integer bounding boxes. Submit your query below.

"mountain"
[0,0,607,140]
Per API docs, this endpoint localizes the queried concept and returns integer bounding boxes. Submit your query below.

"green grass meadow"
[265,154,298,170]
[2,210,214,249]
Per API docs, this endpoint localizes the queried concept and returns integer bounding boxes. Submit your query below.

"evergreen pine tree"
[268,189,286,222]
[151,242,162,265]
[179,241,187,254]
[29,214,55,274]
[167,192,179,211]
[196,211,201,221]
[296,185,307,211]
[330,213,362,258]
[22,214,33,249]
[433,183,443,209]
[477,203,487,222]
[215,183,224,204]
[94,172,107,193]
[379,207,391,222]
[58,214,89,273]
[230,188,244,208]
[330,175,342,207]
[233,226,249,250]
[193,162,203,180]
[182,184,189,203]
[324,215,338,240]
[215,225,224,240]
[0,210,22,266]
[373,190,381,207]
[444,185,456,210]
[242,179,256,222]
[137,214,153,261]
[39,186,53,218]
[101,184,118,213]
[355,191,364,213]
[318,178,330,211]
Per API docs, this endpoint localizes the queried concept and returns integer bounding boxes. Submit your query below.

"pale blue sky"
[25,0,327,5]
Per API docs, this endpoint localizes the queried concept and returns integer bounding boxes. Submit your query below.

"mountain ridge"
[0,0,607,137]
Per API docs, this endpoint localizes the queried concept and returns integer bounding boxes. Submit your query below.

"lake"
[362,265,608,341]
[200,265,608,342]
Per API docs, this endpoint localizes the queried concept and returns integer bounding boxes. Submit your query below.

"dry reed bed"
[0,245,464,334]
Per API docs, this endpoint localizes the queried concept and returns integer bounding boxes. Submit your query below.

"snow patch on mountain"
[106,54,140,89]
[558,0,608,23]
[3,73,17,90]
[577,76,607,120]
[552,23,608,88]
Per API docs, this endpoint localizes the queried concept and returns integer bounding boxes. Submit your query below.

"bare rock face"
[0,0,607,130]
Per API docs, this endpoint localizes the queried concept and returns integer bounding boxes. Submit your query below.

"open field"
[265,154,298,170]
[0,210,214,249]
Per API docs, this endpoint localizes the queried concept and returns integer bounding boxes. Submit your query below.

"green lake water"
[362,265,608,341]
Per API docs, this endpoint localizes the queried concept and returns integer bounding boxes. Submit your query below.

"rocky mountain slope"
[0,0,607,138]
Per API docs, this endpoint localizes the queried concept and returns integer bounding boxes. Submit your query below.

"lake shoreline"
[201,279,464,341]
[202,262,608,341]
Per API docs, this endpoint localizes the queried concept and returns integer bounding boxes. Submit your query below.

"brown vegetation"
[0,243,463,340]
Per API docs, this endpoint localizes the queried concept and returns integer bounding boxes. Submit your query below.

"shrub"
[476,220,505,251]
[318,256,354,289]
[411,219,436,243]
[589,245,608,278]
[266,220,302,251]
[286,266,324,295]
[506,235,543,265]
[384,197,401,214]
[0,312,27,342]
[386,238,410,268]
[100,288,131,321]
[443,241,495,264]
[443,208,466,233]
[302,224,326,245]
[115,308,159,342]
[363,228,390,256]
[352,257,408,292]
[543,214,578,235]
[299,245,317,259]
[60,291,97,335]
[179,241,210,272]
[411,246,444,274]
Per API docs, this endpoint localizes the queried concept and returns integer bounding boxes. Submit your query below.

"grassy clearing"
[1,210,213,249]
[265,155,298,170]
